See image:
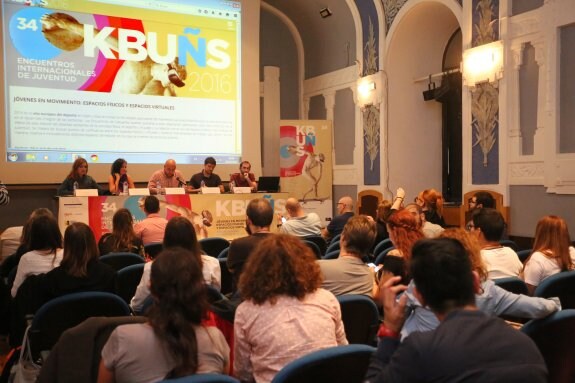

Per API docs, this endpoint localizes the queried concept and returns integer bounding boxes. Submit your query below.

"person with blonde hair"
[57,157,102,196]
[234,234,347,383]
[523,215,575,295]
[399,228,559,339]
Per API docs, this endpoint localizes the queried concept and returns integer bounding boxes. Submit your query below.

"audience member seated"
[11,215,63,297]
[321,196,354,241]
[108,158,135,195]
[317,216,377,297]
[57,157,102,196]
[400,228,560,339]
[471,208,522,279]
[364,238,547,383]
[0,179,9,205]
[188,156,224,193]
[404,203,444,238]
[227,198,273,298]
[523,215,575,295]
[373,199,392,247]
[230,160,257,191]
[131,216,221,313]
[98,208,144,256]
[234,234,347,383]
[98,248,230,383]
[414,188,445,227]
[379,209,424,285]
[279,198,322,237]
[133,196,168,244]
[147,159,185,195]
[465,191,495,229]
[39,222,116,299]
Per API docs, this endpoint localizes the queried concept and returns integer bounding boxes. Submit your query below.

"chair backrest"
[329,234,341,247]
[302,235,327,256]
[323,250,340,260]
[517,249,532,263]
[337,295,379,345]
[302,240,322,259]
[271,344,376,383]
[499,239,519,252]
[30,292,131,360]
[493,277,529,295]
[534,270,575,309]
[159,374,240,383]
[200,237,230,258]
[357,189,383,219]
[218,257,233,296]
[521,310,575,383]
[217,247,229,259]
[144,242,163,260]
[115,263,145,304]
[325,241,341,254]
[374,247,395,266]
[99,252,144,271]
[373,238,393,258]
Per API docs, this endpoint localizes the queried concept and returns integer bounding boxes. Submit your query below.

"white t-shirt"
[523,247,575,287]
[280,213,323,237]
[481,246,523,280]
[11,248,63,297]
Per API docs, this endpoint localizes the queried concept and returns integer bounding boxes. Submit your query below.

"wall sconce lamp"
[356,73,382,107]
[358,80,375,98]
[319,7,332,18]
[462,40,504,87]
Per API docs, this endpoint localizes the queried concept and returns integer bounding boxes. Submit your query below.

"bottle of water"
[73,181,79,194]
[122,181,128,195]
[230,179,235,193]
[156,180,162,195]
[200,180,205,188]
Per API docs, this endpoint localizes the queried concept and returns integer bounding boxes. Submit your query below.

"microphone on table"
[176,177,187,187]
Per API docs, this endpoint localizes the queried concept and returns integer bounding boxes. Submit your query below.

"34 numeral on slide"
[16,17,38,31]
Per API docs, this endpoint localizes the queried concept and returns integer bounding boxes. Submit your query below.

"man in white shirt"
[279,198,322,237]
[471,208,522,279]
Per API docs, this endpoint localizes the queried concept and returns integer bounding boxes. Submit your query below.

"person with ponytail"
[415,188,446,227]
[98,247,229,383]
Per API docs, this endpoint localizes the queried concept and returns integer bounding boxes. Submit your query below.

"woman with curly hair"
[98,208,144,256]
[415,188,445,227]
[108,158,135,195]
[234,234,347,383]
[380,209,424,284]
[98,247,229,383]
[523,215,575,295]
[399,228,559,339]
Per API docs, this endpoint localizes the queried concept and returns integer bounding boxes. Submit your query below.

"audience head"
[285,198,302,217]
[163,216,201,256]
[239,234,322,305]
[143,195,161,215]
[336,196,353,215]
[341,215,376,258]
[110,158,128,176]
[112,208,134,234]
[29,214,62,253]
[148,247,208,377]
[376,200,392,224]
[163,159,177,178]
[21,208,55,248]
[532,215,573,271]
[417,189,444,216]
[469,191,495,210]
[61,222,99,277]
[471,208,504,242]
[439,228,487,281]
[239,161,251,174]
[203,156,217,175]
[69,157,88,179]
[245,198,273,231]
[411,238,477,315]
[386,208,424,260]
[404,203,423,229]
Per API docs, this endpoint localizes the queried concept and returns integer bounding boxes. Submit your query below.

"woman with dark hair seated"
[57,157,102,196]
[41,222,116,298]
[98,247,230,383]
[234,234,347,383]
[130,216,221,313]
[98,208,144,256]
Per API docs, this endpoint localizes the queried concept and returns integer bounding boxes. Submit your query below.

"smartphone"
[281,217,287,223]
[368,263,382,273]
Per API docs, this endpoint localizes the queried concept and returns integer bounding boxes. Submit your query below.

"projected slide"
[2,0,242,164]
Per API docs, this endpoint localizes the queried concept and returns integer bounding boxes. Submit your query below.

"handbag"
[9,324,41,383]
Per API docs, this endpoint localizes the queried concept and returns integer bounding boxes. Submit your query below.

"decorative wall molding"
[508,161,544,181]
[508,12,540,39]
[333,165,358,185]
[303,66,358,97]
